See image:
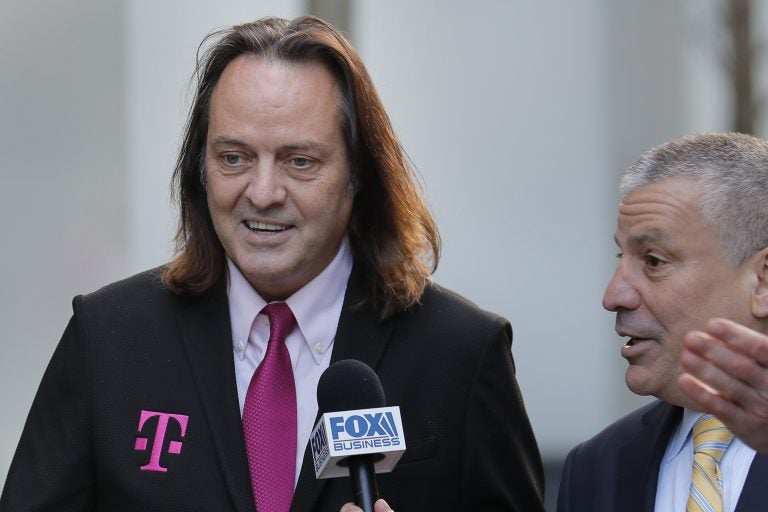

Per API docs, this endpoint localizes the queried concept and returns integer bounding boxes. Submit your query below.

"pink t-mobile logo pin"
[134,410,189,472]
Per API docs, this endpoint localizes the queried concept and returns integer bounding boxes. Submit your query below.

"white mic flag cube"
[310,406,406,479]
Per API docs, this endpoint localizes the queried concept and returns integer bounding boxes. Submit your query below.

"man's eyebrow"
[209,136,248,147]
[280,142,334,156]
[208,138,334,156]
[626,229,668,248]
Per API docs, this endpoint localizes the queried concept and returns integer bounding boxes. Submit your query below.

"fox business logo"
[329,411,402,451]
[311,406,404,478]
[311,421,331,472]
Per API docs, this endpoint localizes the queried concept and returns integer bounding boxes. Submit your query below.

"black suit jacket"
[557,400,768,512]
[1,267,544,511]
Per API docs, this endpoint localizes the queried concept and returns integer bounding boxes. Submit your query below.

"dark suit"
[557,400,768,512]
[1,266,544,511]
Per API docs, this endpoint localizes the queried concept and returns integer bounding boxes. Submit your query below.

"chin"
[624,367,660,398]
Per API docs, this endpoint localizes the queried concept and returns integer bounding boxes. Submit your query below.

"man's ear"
[752,247,768,318]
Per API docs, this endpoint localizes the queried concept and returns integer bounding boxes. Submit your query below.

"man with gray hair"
[558,132,768,512]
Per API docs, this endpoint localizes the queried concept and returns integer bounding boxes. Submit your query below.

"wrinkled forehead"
[618,176,701,223]
[614,177,716,248]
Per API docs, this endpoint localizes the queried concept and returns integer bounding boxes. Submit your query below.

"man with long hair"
[1,16,543,512]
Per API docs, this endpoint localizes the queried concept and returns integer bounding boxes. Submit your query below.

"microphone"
[310,360,405,512]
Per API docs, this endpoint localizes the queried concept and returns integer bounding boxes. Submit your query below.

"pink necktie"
[243,302,297,512]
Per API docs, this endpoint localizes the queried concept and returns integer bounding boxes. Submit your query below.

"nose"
[244,162,287,209]
[602,263,641,312]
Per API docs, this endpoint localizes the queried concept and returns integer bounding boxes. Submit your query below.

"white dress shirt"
[227,237,353,484]
[655,408,756,511]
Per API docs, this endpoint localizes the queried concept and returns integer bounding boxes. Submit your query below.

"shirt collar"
[663,407,706,462]
[227,237,353,363]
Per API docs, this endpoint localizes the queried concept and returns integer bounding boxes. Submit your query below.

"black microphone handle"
[348,454,379,512]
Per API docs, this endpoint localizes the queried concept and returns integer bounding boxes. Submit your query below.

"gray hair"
[620,132,768,264]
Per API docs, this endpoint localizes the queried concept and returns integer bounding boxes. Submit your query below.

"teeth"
[245,221,288,232]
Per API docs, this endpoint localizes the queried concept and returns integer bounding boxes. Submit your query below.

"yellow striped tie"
[686,414,734,512]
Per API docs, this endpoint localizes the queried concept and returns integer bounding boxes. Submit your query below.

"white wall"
[353,0,619,457]
[2,0,763,487]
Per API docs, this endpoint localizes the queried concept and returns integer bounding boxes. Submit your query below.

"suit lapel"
[290,268,395,512]
[327,271,394,369]
[612,404,768,512]
[176,284,255,512]
[735,453,768,511]
[615,403,681,512]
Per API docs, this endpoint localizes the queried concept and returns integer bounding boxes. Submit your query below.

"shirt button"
[235,340,245,352]
[314,343,324,354]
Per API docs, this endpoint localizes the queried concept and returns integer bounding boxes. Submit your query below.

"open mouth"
[244,220,290,233]
[623,337,655,348]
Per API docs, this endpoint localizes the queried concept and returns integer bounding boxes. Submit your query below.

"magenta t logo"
[134,410,189,472]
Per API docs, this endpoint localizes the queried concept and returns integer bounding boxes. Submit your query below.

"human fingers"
[677,371,738,417]
[678,371,768,453]
[682,329,768,400]
[339,499,393,512]
[375,499,394,512]
[706,318,768,367]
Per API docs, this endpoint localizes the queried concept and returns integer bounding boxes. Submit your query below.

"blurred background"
[1,0,766,509]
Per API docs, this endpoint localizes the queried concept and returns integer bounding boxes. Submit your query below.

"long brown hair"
[163,16,440,319]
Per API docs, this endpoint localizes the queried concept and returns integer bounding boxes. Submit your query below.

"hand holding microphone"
[340,498,395,512]
[311,360,405,512]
